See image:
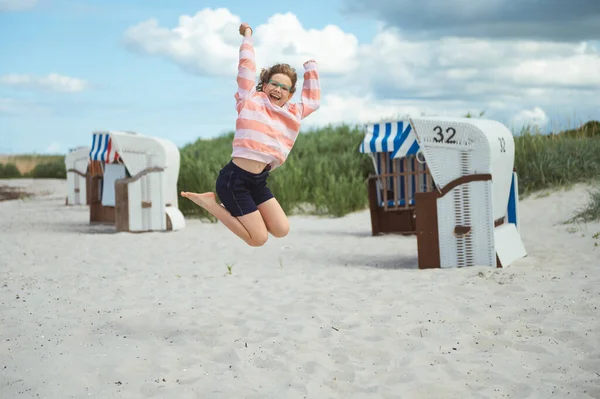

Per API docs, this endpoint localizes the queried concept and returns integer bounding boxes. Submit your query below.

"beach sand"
[1,178,599,398]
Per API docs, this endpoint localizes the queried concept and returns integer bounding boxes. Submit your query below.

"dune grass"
[513,125,600,196]
[3,119,599,224]
[178,120,600,221]
[0,154,64,175]
[177,124,373,220]
[0,154,66,179]
[567,186,600,224]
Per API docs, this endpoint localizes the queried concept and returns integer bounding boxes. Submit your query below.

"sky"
[1,0,599,154]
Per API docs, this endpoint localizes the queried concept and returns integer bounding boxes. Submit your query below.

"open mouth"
[269,93,281,101]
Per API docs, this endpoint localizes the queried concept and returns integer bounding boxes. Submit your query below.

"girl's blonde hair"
[256,63,298,94]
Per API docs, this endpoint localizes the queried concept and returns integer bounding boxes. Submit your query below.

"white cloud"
[304,93,425,127]
[0,0,37,11]
[511,107,550,130]
[122,9,240,76]
[123,8,359,76]
[502,53,600,88]
[0,98,20,115]
[358,33,600,99]
[252,13,359,75]
[0,73,89,92]
[122,8,600,131]
[45,142,61,153]
[303,93,510,129]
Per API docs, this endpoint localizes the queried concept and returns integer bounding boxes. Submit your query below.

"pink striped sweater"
[232,36,321,169]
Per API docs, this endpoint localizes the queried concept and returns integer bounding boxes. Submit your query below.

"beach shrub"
[0,163,22,178]
[552,120,600,139]
[177,132,241,219]
[28,159,66,179]
[177,124,372,220]
[568,185,600,223]
[514,126,600,196]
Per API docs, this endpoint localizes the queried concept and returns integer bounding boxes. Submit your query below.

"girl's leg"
[257,197,290,238]
[180,191,268,246]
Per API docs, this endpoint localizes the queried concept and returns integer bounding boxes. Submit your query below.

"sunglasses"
[267,79,291,93]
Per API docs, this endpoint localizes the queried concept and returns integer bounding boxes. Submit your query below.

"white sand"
[1,178,599,399]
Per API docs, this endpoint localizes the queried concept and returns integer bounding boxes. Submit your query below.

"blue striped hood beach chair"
[358,117,525,270]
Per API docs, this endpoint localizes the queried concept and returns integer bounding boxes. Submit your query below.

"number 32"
[433,126,457,144]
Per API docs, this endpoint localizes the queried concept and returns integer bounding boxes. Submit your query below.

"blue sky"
[1,0,599,154]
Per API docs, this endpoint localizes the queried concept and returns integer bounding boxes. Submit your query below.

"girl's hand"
[239,23,252,36]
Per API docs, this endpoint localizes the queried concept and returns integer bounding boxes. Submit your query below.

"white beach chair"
[359,117,526,269]
[88,130,185,232]
[65,146,90,206]
[409,116,526,268]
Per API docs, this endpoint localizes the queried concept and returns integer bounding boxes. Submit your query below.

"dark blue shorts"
[215,160,274,217]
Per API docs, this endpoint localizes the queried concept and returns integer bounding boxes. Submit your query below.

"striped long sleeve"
[235,36,256,109]
[296,61,320,119]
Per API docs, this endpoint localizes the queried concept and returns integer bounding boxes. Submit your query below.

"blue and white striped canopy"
[89,132,119,163]
[359,120,420,159]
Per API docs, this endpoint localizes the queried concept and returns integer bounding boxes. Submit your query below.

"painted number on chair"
[433,126,457,144]
[498,137,506,153]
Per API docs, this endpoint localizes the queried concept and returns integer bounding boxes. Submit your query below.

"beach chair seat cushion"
[380,199,416,207]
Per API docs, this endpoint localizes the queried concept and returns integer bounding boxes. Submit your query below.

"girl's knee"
[247,232,269,247]
[270,222,289,238]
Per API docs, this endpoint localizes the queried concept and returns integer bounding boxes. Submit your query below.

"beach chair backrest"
[109,131,181,208]
[373,151,434,210]
[409,116,515,221]
[65,146,90,205]
[360,120,435,210]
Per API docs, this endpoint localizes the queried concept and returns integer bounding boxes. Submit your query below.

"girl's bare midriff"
[232,157,270,174]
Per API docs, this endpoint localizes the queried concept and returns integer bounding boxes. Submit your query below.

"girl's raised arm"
[297,59,321,119]
[235,23,256,108]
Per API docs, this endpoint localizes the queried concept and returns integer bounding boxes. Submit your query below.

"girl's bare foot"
[180,190,272,246]
[181,191,217,209]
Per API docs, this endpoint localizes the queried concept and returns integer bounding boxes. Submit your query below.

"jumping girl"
[181,22,321,246]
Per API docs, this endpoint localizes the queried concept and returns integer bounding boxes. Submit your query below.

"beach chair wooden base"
[114,168,164,233]
[415,173,505,269]
[85,174,92,205]
[89,175,116,224]
[367,177,416,235]
[113,167,185,232]
[360,123,434,237]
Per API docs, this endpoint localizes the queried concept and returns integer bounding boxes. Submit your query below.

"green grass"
[0,163,21,178]
[551,120,600,139]
[514,125,600,196]
[177,119,600,222]
[3,118,599,224]
[177,124,373,220]
[0,156,66,179]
